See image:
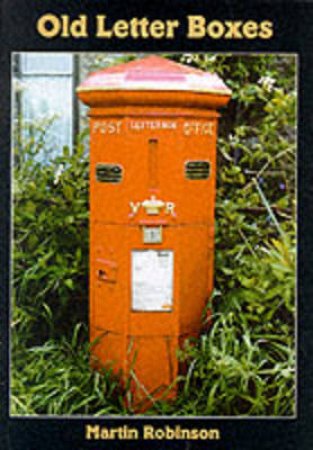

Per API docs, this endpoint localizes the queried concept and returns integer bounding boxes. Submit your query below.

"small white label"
[131,250,174,311]
[143,226,162,244]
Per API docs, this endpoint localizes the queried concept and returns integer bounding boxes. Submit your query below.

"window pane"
[20,53,73,74]
[21,76,73,152]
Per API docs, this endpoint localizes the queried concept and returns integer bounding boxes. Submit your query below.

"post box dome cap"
[77,55,232,96]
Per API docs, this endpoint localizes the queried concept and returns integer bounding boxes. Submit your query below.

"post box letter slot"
[131,250,174,312]
[185,160,210,180]
[96,163,123,183]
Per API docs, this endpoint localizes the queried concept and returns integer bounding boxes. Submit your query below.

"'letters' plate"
[142,226,162,244]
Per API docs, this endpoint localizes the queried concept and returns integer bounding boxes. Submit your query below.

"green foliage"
[11,324,127,415]
[11,53,296,416]
[13,122,89,345]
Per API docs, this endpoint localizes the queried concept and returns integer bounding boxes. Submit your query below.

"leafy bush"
[11,324,127,415]
[11,53,296,416]
[13,122,89,345]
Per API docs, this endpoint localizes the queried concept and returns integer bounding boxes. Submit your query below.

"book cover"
[0,1,312,449]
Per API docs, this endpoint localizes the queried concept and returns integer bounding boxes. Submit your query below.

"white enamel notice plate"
[131,250,174,311]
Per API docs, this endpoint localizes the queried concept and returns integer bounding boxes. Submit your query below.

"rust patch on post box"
[96,258,118,284]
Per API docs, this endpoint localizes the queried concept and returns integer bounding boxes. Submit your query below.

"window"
[14,53,77,158]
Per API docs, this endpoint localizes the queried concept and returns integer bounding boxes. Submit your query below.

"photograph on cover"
[10,52,296,417]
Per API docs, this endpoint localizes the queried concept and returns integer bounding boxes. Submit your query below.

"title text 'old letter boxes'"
[76,56,231,407]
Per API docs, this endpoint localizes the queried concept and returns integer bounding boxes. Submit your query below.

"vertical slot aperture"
[148,138,158,189]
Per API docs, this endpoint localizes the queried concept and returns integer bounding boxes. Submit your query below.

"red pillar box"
[76,55,231,409]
